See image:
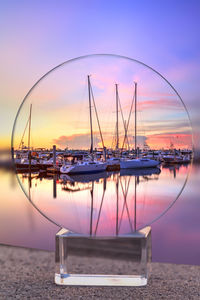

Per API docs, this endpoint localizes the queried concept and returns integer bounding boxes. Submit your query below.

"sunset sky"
[0,0,199,151]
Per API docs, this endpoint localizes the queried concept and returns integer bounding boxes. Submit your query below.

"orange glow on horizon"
[7,131,192,151]
[146,133,192,150]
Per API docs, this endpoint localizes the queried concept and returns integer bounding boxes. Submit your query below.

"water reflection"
[17,164,190,236]
[1,163,200,265]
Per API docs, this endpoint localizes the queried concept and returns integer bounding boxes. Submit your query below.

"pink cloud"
[53,133,101,149]
[137,98,182,110]
[121,97,182,112]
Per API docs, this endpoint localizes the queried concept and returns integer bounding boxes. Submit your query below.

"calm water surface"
[0,163,199,265]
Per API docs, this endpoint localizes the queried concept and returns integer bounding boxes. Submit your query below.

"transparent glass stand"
[55,227,151,287]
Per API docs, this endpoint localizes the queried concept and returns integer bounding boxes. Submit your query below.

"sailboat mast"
[134,82,137,156]
[88,75,93,158]
[28,104,32,151]
[90,82,105,149]
[115,84,119,151]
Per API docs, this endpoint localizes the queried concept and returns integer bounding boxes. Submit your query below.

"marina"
[12,76,192,175]
[13,146,192,174]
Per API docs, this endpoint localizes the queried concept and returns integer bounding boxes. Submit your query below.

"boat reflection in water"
[16,163,192,238]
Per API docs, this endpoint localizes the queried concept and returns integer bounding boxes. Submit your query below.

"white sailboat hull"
[120,158,159,169]
[60,161,107,174]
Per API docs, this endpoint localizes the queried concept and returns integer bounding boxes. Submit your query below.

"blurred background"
[0,0,199,265]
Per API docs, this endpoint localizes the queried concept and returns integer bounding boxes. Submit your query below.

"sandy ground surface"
[0,244,199,300]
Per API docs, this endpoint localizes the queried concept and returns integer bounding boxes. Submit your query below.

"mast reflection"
[17,166,187,237]
[57,167,161,236]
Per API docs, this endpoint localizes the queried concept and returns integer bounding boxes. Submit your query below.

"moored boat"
[106,157,120,171]
[120,157,160,169]
[60,160,107,174]
[162,154,191,164]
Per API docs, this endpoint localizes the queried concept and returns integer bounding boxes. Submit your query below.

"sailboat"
[120,82,160,169]
[60,160,107,174]
[60,76,107,174]
[15,104,38,171]
[120,157,160,169]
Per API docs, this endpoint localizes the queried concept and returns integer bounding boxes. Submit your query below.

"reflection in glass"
[16,163,191,237]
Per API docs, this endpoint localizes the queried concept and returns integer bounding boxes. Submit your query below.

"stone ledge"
[0,244,199,299]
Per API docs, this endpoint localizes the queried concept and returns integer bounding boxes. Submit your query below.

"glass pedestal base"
[55,227,151,287]
[55,273,147,286]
